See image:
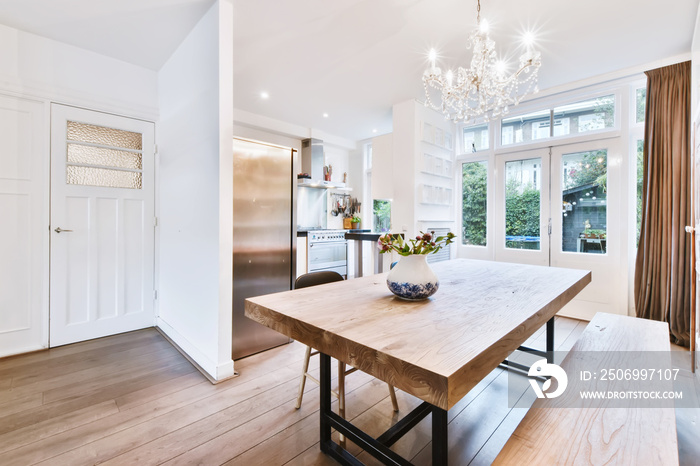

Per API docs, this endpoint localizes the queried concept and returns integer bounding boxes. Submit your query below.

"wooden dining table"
[245,258,591,465]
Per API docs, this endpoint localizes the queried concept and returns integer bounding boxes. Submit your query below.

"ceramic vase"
[386,254,439,300]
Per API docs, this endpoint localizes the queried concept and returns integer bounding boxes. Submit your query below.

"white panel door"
[0,95,48,357]
[50,105,155,346]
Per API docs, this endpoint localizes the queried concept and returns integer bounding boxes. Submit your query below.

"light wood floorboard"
[0,320,697,465]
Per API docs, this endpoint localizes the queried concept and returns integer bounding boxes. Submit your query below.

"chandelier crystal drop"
[422,0,541,123]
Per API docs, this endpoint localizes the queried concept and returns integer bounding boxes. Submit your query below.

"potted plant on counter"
[351,215,361,229]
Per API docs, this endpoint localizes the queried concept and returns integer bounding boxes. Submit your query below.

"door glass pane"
[66,165,142,189]
[462,161,487,246]
[67,121,142,150]
[561,150,607,254]
[67,143,142,170]
[505,158,541,250]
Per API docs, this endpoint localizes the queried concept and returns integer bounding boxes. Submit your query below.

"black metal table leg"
[318,351,449,465]
[500,317,556,379]
[319,352,332,453]
[546,317,555,363]
[432,405,448,465]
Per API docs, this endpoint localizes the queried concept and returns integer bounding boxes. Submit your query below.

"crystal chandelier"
[422,0,541,123]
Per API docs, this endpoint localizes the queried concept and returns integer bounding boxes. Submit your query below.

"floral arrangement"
[378,230,455,256]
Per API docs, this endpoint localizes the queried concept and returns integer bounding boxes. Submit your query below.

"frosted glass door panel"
[67,121,142,149]
[67,144,142,170]
[66,165,142,189]
[65,120,144,189]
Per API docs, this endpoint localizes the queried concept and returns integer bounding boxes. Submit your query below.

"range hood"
[298,138,346,189]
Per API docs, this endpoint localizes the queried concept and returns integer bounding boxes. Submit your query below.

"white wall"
[0,23,158,120]
[157,0,234,381]
[392,100,417,234]
[372,134,393,201]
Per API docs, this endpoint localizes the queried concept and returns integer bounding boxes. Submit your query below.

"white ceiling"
[0,0,216,69]
[0,0,697,142]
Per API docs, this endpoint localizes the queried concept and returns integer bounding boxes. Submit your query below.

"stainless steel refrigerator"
[232,138,295,360]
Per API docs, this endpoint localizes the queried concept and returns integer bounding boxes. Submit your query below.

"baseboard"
[155,318,237,384]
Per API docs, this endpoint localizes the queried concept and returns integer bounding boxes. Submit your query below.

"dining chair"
[294,271,399,445]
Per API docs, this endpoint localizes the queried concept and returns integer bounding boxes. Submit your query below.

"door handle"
[54,227,73,233]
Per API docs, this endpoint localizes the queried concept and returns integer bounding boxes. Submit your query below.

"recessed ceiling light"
[323,113,329,118]
[260,91,269,99]
[372,129,378,133]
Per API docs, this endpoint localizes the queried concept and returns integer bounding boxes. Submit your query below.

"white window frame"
[494,88,623,153]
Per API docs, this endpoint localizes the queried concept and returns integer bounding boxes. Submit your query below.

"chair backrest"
[295,271,344,289]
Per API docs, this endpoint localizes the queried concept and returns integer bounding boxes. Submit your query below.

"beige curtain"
[634,61,691,346]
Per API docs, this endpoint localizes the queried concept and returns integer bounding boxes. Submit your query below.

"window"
[636,88,646,123]
[636,139,644,245]
[502,110,550,146]
[553,118,571,137]
[462,161,488,246]
[577,113,605,131]
[532,121,551,140]
[373,199,391,233]
[501,126,514,145]
[554,95,615,136]
[462,124,489,152]
[502,95,615,146]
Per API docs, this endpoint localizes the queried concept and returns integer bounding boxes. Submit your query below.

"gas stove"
[307,229,348,243]
[306,229,348,277]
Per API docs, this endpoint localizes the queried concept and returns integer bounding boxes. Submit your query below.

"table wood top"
[245,259,591,410]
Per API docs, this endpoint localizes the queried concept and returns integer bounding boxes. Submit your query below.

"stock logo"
[528,359,568,399]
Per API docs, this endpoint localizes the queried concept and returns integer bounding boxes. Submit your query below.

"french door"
[49,105,155,346]
[495,139,625,319]
[494,148,550,266]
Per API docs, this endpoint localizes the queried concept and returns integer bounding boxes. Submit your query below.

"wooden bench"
[494,312,679,465]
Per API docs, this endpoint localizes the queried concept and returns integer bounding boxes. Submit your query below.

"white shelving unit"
[419,122,454,211]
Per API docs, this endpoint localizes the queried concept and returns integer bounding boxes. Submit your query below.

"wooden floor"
[0,317,697,465]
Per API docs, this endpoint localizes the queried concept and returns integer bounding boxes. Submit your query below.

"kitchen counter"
[346,231,403,277]
[296,229,371,238]
[344,231,382,241]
